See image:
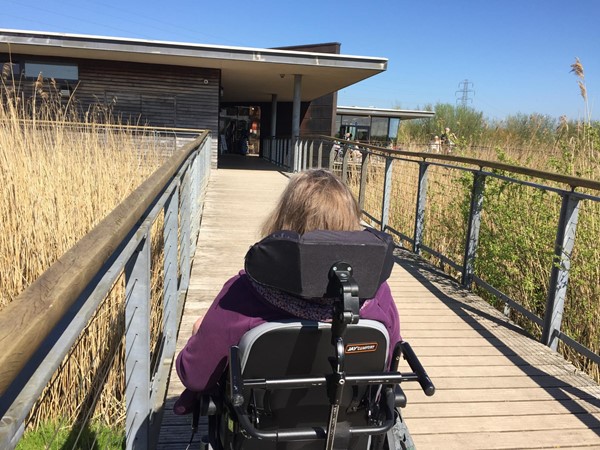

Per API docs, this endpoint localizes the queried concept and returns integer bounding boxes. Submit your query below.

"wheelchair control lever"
[325,262,361,450]
[329,262,360,345]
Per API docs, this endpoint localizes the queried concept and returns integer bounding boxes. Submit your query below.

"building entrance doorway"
[219,106,261,155]
[338,124,370,142]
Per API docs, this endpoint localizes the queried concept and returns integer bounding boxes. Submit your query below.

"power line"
[456,79,474,107]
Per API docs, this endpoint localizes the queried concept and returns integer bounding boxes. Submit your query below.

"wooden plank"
[405,399,600,418]
[412,429,600,450]
[407,413,600,433]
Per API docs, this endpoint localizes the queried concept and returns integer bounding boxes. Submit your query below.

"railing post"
[302,140,308,171]
[286,138,292,170]
[341,146,351,184]
[413,162,429,255]
[291,138,297,172]
[328,143,337,171]
[179,168,192,294]
[542,192,580,350]
[381,156,394,232]
[280,140,284,167]
[317,141,323,169]
[358,152,370,213]
[190,153,200,256]
[125,236,151,450]
[280,138,284,167]
[277,138,285,166]
[163,188,179,360]
[268,138,273,162]
[461,171,486,287]
[308,140,314,169]
[294,138,300,172]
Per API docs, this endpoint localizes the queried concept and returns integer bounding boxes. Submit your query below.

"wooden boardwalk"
[157,156,600,449]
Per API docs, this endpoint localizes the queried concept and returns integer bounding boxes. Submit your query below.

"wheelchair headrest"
[244,228,395,299]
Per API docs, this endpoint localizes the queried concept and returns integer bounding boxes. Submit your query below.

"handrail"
[0,130,211,450]
[0,130,207,397]
[315,135,600,192]
[262,135,600,372]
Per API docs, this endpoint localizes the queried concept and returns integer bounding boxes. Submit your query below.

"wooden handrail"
[0,131,209,397]
[316,136,600,192]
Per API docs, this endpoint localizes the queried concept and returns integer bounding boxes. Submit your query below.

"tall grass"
[0,74,166,439]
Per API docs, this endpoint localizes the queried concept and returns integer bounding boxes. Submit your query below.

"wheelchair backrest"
[239,319,390,376]
[235,320,389,435]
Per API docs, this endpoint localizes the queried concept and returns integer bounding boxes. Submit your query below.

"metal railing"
[0,131,211,449]
[263,135,600,369]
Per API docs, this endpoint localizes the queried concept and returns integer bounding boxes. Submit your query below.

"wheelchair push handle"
[400,341,435,396]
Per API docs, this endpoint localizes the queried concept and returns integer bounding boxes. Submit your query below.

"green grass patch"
[16,421,124,450]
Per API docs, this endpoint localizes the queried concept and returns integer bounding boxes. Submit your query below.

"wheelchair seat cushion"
[244,227,395,300]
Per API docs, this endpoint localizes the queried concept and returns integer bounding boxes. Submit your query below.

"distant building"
[335,106,434,145]
[1,30,389,165]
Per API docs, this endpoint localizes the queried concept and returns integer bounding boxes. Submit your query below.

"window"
[370,117,389,141]
[388,118,400,139]
[24,62,78,81]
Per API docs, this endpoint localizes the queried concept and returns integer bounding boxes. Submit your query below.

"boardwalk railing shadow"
[394,250,600,436]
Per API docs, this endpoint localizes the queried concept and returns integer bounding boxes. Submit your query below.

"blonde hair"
[261,169,362,236]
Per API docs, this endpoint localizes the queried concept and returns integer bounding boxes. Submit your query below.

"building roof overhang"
[0,29,388,103]
[337,106,435,120]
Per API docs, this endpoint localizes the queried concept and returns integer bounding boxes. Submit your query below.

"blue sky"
[2,0,598,121]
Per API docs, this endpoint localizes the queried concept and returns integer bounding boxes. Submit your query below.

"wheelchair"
[192,228,435,450]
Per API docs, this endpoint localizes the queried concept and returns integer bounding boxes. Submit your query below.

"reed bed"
[1,78,166,441]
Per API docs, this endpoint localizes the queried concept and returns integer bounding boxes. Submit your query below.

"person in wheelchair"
[174,169,431,449]
[175,169,399,409]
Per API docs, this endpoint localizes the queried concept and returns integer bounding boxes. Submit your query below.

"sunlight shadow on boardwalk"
[393,250,600,449]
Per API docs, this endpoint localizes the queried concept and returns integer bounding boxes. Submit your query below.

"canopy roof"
[0,29,388,103]
[337,106,435,120]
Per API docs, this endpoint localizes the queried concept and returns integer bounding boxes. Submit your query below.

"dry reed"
[1,78,166,433]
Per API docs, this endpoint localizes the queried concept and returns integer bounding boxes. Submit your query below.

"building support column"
[292,74,302,172]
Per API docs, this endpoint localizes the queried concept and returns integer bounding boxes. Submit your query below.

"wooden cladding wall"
[1,54,220,134]
[79,60,219,131]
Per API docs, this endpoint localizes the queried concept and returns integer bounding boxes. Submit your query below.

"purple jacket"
[174,271,400,414]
